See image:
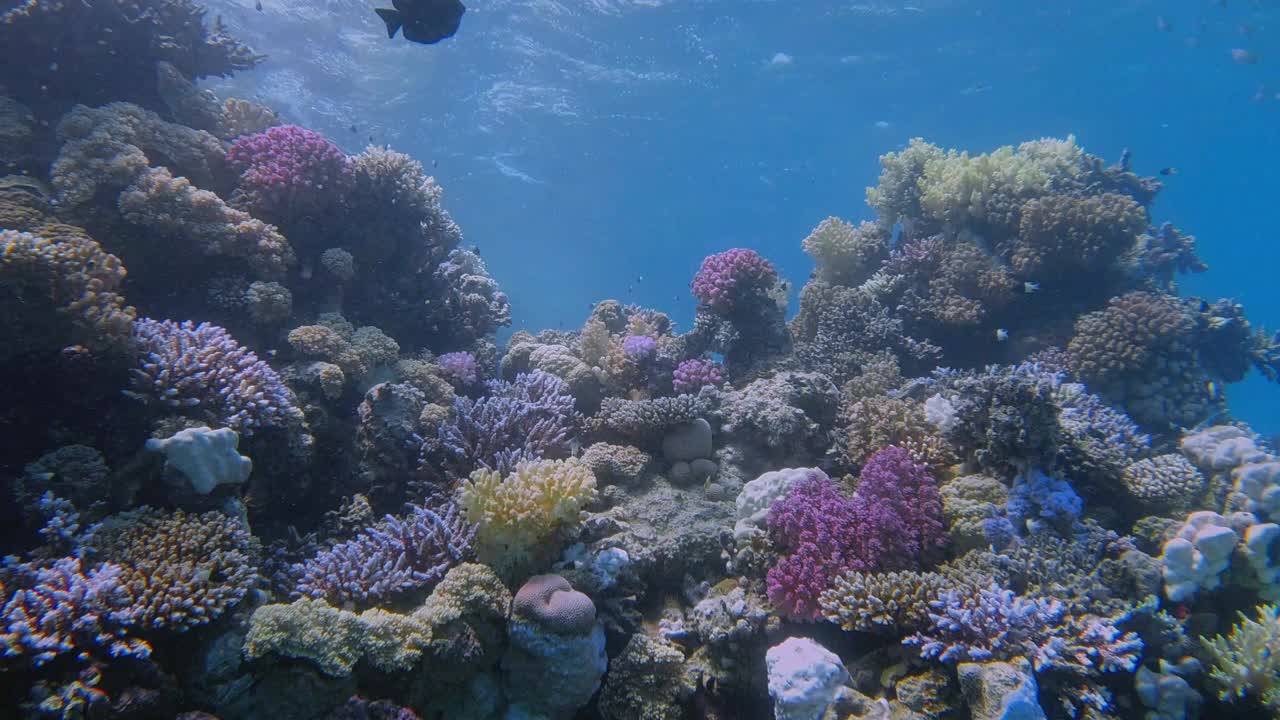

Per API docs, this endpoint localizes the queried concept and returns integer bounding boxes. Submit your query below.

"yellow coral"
[1205,604,1280,712]
[460,458,598,573]
[801,216,887,286]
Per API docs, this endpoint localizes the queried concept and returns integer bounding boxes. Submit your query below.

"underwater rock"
[662,417,713,462]
[765,636,849,720]
[502,575,607,719]
[1135,664,1202,720]
[597,633,688,720]
[956,660,1045,720]
[145,426,252,495]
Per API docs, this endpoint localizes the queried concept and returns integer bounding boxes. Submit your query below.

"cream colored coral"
[1204,603,1280,712]
[460,458,598,572]
[801,216,886,286]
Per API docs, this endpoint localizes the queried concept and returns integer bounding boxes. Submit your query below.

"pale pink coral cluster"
[226,125,352,216]
[672,358,724,394]
[690,248,778,314]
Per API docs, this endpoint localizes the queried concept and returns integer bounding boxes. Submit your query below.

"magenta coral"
[672,358,725,394]
[765,448,946,620]
[226,125,352,217]
[766,471,862,619]
[690,248,778,314]
[854,445,948,568]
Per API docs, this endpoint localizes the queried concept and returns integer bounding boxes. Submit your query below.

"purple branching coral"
[226,125,352,217]
[437,351,480,387]
[855,446,949,567]
[436,370,580,475]
[1,558,151,666]
[765,449,947,620]
[128,318,303,434]
[672,358,725,394]
[291,501,475,606]
[691,248,778,314]
[906,585,1142,679]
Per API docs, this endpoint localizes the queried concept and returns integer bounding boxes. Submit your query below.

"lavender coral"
[437,351,479,387]
[906,585,1142,677]
[672,358,725,394]
[128,318,303,434]
[690,248,779,314]
[291,502,474,606]
[437,370,580,475]
[226,125,352,219]
[621,335,658,364]
[1,558,150,666]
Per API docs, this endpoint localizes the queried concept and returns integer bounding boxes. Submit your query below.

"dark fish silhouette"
[1160,167,1178,176]
[375,0,465,45]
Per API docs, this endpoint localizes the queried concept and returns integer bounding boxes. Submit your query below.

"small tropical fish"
[1156,16,1172,32]
[1023,281,1040,293]
[1206,381,1221,401]
[1160,167,1178,176]
[995,328,1009,342]
[375,0,465,45]
[1231,48,1258,65]
[1239,23,1255,35]
[255,0,262,10]
[1253,84,1268,103]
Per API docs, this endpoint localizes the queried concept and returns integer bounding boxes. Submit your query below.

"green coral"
[244,563,510,678]
[800,216,887,286]
[1205,604,1280,713]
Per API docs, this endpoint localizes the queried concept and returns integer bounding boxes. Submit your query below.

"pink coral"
[765,448,946,620]
[690,248,778,314]
[226,125,352,217]
[672,358,725,394]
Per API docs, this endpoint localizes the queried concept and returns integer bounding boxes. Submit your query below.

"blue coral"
[436,370,580,475]
[1007,468,1083,535]
[128,318,302,434]
[1,557,150,666]
[906,585,1141,676]
[291,501,475,606]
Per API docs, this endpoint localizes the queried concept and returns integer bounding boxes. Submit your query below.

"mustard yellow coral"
[460,458,598,573]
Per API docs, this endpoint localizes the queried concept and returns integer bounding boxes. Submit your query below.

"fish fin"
[375,8,402,39]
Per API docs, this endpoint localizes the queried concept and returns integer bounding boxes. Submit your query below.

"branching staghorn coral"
[0,557,151,666]
[291,501,474,607]
[80,507,257,631]
[437,370,580,475]
[129,318,304,434]
[1204,603,1280,714]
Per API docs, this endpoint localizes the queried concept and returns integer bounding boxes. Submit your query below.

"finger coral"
[1204,603,1280,713]
[801,216,888,286]
[1007,192,1147,279]
[226,125,353,223]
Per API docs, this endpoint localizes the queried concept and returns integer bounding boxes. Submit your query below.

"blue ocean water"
[208,0,1279,433]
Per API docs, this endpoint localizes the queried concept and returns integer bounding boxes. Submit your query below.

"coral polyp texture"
[690,247,779,314]
[226,125,353,220]
[6,26,1280,717]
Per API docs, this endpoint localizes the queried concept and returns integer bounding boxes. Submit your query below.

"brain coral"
[511,575,596,636]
